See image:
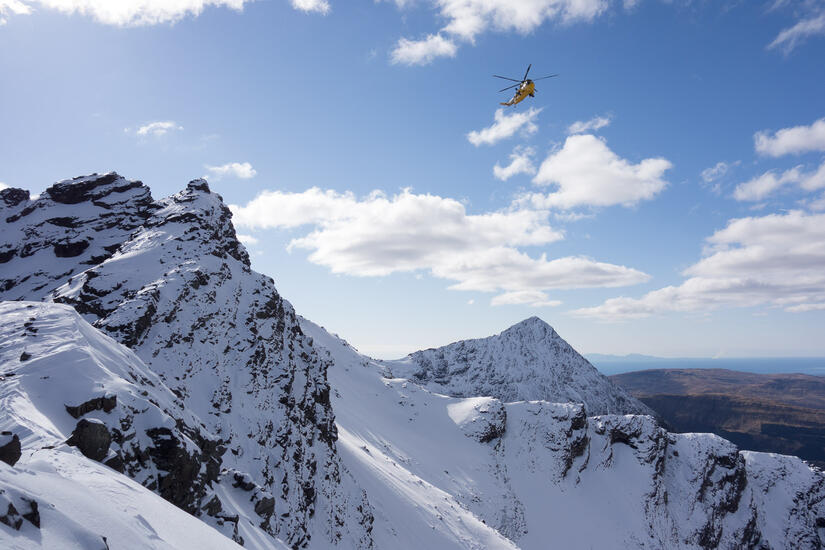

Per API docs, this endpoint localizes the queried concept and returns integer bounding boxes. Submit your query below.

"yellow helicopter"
[495,64,558,106]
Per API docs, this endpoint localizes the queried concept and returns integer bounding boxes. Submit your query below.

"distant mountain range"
[588,354,825,376]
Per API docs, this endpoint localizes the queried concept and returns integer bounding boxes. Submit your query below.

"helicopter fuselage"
[501,80,536,106]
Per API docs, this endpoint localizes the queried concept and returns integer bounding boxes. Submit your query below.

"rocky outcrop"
[0,173,156,300]
[0,433,21,467]
[65,395,117,419]
[0,491,39,531]
[66,419,112,462]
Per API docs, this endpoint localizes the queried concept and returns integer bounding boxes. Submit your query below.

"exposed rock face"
[66,419,112,462]
[65,395,118,419]
[0,433,21,467]
[385,316,653,416]
[0,173,155,299]
[0,174,372,549]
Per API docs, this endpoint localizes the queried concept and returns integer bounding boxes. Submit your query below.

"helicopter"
[494,64,558,106]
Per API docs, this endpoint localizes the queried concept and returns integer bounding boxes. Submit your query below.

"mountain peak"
[387,318,652,415]
[505,315,553,331]
[186,178,210,193]
[44,172,146,205]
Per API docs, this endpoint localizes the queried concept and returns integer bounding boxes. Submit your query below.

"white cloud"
[768,11,825,54]
[567,115,611,135]
[205,162,257,180]
[800,159,825,191]
[0,0,30,24]
[732,166,802,201]
[391,0,607,61]
[573,210,825,320]
[291,0,330,14]
[490,290,561,307]
[809,193,825,211]
[439,0,607,41]
[390,34,457,65]
[229,187,649,306]
[493,146,536,181]
[136,121,183,137]
[754,117,825,157]
[733,160,825,201]
[0,182,8,190]
[4,0,248,26]
[237,234,259,245]
[701,160,737,183]
[467,107,541,147]
[525,134,671,209]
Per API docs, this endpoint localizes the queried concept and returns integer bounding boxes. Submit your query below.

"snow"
[0,452,246,550]
[384,316,653,416]
[3,173,825,550]
[302,315,825,549]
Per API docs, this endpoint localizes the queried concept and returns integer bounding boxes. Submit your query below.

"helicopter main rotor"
[493,63,558,92]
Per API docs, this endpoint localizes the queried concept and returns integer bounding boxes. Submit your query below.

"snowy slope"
[1,175,372,549]
[302,316,825,549]
[0,453,253,550]
[0,301,287,548]
[385,316,652,416]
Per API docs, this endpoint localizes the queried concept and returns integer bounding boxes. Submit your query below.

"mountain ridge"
[1,173,373,549]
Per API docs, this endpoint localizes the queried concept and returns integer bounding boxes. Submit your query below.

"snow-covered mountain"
[385,316,652,416]
[0,175,372,549]
[303,316,825,550]
[2,172,825,550]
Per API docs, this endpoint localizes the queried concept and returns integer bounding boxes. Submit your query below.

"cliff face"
[0,174,372,549]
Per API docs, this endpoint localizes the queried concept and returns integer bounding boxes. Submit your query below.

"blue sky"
[2,0,825,358]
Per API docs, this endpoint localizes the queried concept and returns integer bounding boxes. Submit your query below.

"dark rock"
[202,495,223,516]
[46,216,81,228]
[20,498,39,528]
[45,173,137,205]
[144,427,212,514]
[254,495,275,519]
[187,179,210,193]
[5,204,37,224]
[0,495,37,531]
[0,249,16,264]
[0,188,30,207]
[66,419,112,462]
[65,395,117,419]
[104,453,125,473]
[54,240,90,258]
[0,502,22,530]
[233,472,256,491]
[19,352,31,362]
[0,432,22,466]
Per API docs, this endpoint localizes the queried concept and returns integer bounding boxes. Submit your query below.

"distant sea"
[586,355,825,377]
